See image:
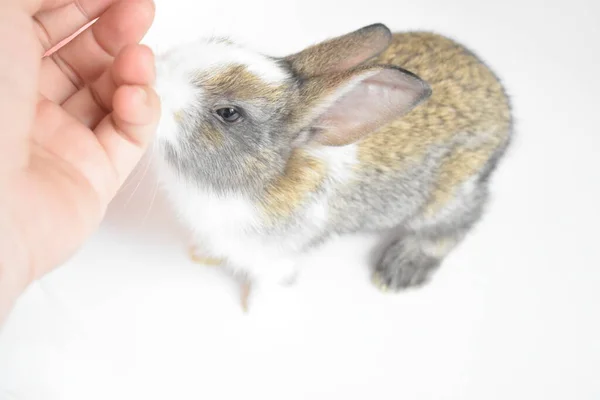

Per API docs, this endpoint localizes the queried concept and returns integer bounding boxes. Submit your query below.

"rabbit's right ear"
[284,23,392,78]
[294,65,431,147]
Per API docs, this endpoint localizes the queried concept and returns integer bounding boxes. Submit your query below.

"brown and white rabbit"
[153,24,512,310]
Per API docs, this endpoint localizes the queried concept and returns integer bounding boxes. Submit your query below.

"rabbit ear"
[284,24,392,78]
[297,65,431,147]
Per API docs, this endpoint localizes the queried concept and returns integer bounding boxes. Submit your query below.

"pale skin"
[0,0,161,324]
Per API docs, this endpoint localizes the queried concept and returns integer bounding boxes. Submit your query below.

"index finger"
[33,0,118,53]
[8,0,73,15]
[0,6,39,173]
[0,0,107,173]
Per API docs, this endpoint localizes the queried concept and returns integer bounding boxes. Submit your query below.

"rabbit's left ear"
[284,23,392,77]
[297,65,431,146]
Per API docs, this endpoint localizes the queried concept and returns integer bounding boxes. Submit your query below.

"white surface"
[1,0,600,398]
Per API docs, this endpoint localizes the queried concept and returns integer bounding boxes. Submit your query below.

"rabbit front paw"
[188,245,224,267]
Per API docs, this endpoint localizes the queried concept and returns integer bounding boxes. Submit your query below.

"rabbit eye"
[215,107,241,123]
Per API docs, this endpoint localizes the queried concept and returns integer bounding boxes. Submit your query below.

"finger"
[11,0,72,15]
[33,0,117,53]
[39,0,155,103]
[94,85,160,188]
[0,8,39,173]
[62,44,155,128]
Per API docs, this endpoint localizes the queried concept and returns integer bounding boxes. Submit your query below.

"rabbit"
[152,23,512,310]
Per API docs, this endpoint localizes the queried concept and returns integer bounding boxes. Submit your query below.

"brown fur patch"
[356,32,511,211]
[199,121,224,145]
[359,33,511,168]
[260,150,326,221]
[195,64,285,102]
[174,110,184,123]
[241,150,280,176]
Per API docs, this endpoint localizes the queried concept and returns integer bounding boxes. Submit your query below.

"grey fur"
[160,66,299,196]
[375,238,442,289]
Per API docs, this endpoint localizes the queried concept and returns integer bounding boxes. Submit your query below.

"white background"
[1,0,599,398]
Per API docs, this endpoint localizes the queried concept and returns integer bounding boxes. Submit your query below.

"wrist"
[0,202,31,325]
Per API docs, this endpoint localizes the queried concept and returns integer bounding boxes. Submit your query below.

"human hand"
[0,0,160,323]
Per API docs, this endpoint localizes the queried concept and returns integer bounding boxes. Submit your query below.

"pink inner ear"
[313,69,429,146]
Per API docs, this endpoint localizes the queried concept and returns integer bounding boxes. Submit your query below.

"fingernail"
[134,87,148,104]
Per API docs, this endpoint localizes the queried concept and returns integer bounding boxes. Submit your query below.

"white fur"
[307,143,358,183]
[158,39,289,84]
[154,64,200,147]
[157,162,302,283]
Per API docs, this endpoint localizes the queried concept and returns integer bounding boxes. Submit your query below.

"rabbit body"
[153,25,512,295]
